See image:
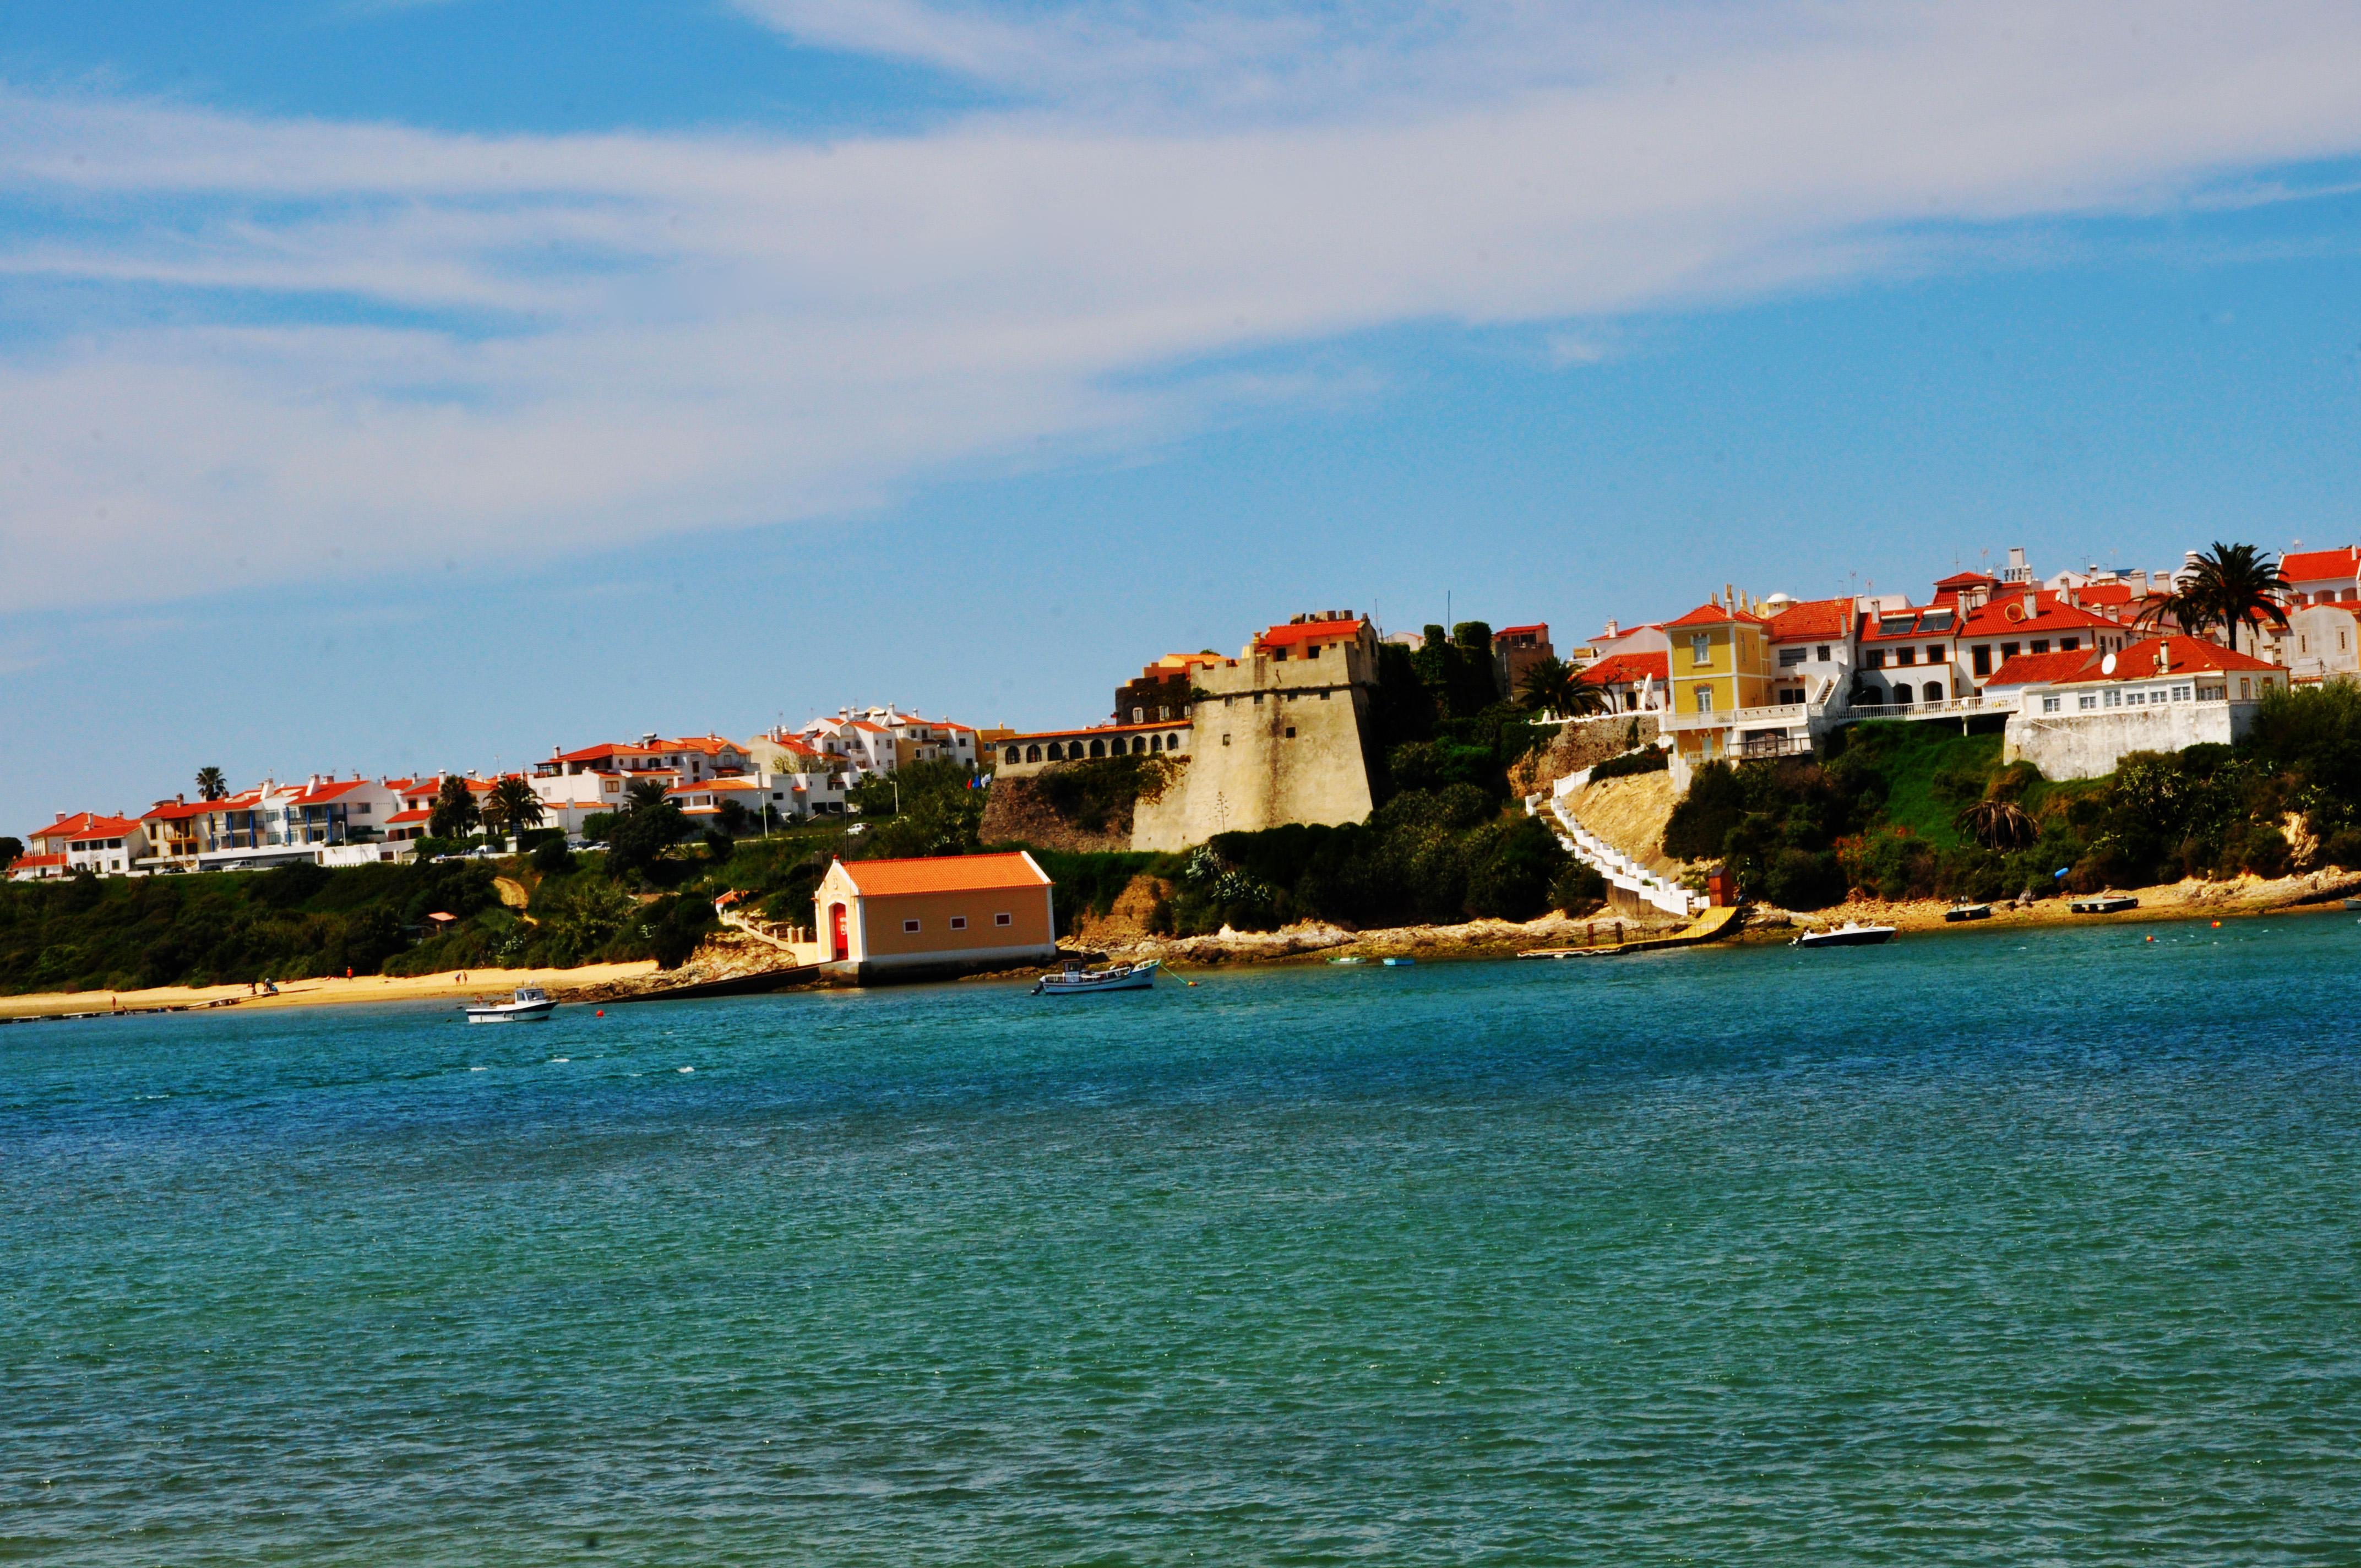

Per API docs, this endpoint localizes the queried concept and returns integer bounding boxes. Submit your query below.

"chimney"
[1603,618,1619,639]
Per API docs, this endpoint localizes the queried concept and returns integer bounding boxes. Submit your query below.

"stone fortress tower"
[1130,612,1380,852]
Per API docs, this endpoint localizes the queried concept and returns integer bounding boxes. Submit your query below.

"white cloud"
[6,1,2361,610]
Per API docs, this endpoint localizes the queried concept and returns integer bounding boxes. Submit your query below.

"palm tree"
[429,775,481,840]
[1956,798,2039,851]
[624,777,671,813]
[2139,542,2290,655]
[483,777,544,851]
[195,765,228,802]
[1517,657,1606,719]
[2192,541,2291,656]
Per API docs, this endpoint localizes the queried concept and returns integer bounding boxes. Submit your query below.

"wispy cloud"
[6,1,2361,610]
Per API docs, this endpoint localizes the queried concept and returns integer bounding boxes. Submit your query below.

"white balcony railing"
[1658,701,1810,733]
[1842,694,2015,722]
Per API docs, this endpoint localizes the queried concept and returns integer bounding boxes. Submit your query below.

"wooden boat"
[463,986,557,1023]
[1944,902,1993,922]
[1793,922,1895,948]
[1033,959,1159,996]
[2069,894,2140,914]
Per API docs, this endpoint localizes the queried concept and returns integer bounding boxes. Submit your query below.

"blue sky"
[6,2,2361,831]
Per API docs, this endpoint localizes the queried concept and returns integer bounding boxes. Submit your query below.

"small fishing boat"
[463,986,556,1023]
[1327,955,1367,965]
[1944,902,1993,923]
[1033,959,1160,996]
[2343,896,2361,912]
[1382,956,1416,967]
[1793,922,1895,948]
[2069,894,2140,914]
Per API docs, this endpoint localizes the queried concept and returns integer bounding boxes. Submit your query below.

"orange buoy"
[2212,921,2221,928]
[596,1008,605,1017]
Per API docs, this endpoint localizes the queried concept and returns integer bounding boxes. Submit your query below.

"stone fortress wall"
[1131,622,1379,852]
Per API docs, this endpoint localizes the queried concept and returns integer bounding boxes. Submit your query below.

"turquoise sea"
[6,917,2361,1564]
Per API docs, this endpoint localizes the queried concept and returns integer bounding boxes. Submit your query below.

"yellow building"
[1665,600,1777,764]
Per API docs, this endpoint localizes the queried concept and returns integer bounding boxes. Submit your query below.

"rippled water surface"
[7,918,2361,1564]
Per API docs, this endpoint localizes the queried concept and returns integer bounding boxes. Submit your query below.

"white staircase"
[1528,768,1704,919]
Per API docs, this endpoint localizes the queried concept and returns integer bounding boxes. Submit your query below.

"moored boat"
[1944,902,1993,923]
[463,986,557,1023]
[1033,959,1159,996]
[1793,922,1895,948]
[2069,894,2140,914]
[1382,956,1416,967]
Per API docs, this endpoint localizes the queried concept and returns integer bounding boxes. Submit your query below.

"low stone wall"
[1510,712,1661,797]
[2004,700,2255,781]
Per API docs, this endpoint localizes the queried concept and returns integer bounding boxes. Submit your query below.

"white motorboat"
[463,986,557,1022]
[1033,959,1159,995]
[1792,922,1896,949]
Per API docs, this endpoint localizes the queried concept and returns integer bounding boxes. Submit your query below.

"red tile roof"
[1957,595,2117,639]
[291,778,368,805]
[1765,597,1854,642]
[1932,570,2000,591]
[1664,603,1765,629]
[36,812,105,841]
[2070,582,2136,607]
[1983,650,2099,688]
[2282,546,2360,584]
[385,808,432,825]
[1992,635,2281,688]
[68,815,140,840]
[1492,623,1548,640]
[1579,651,1669,686]
[2067,636,2279,679]
[8,852,67,872]
[1255,618,1368,650]
[834,851,1051,896]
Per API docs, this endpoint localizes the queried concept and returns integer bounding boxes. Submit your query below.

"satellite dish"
[2101,652,2118,676]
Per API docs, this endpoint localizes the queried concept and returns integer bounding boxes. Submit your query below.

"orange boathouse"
[813,852,1058,979]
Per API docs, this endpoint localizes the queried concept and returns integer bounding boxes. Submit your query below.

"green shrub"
[1587,748,1668,783]
[1548,860,1608,916]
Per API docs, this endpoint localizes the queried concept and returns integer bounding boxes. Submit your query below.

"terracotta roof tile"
[2282,547,2360,584]
[1579,651,1669,685]
[1664,602,1765,629]
[1765,597,1853,641]
[834,852,1050,896]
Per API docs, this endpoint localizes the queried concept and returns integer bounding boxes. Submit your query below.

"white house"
[1990,636,2287,781]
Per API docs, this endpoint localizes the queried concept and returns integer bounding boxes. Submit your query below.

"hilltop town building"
[1490,624,1554,701]
[1990,636,2286,780]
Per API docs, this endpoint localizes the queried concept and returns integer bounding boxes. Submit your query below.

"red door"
[830,902,849,961]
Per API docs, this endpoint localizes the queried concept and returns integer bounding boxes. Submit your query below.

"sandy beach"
[0,960,663,1022]
[9,867,2357,1021]
[1747,868,2361,939]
